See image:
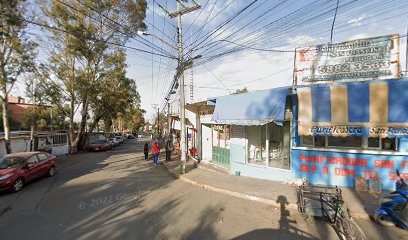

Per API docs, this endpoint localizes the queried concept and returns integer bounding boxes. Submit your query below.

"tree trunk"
[2,99,11,154]
[30,123,35,151]
[73,98,89,150]
[68,99,76,153]
[88,113,104,134]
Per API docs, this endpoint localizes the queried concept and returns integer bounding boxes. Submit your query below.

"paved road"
[0,137,406,240]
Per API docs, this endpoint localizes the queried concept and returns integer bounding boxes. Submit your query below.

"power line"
[330,0,341,44]
[202,64,230,93]
[55,0,177,58]
[75,0,176,55]
[192,0,259,50]
[195,0,405,63]
[209,39,294,52]
[184,0,210,35]
[194,0,275,52]
[19,16,177,59]
[226,67,292,87]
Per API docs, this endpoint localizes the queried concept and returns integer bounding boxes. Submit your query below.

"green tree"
[39,0,147,152]
[0,0,37,153]
[120,107,145,134]
[153,112,167,133]
[88,50,141,133]
[231,87,248,95]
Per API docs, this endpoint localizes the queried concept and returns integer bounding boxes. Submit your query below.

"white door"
[201,124,212,160]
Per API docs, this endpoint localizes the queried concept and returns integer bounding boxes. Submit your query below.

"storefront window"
[299,136,398,151]
[247,125,266,165]
[382,138,396,151]
[300,136,313,146]
[367,138,380,149]
[268,122,291,170]
[212,125,230,149]
[327,137,362,148]
[314,136,325,147]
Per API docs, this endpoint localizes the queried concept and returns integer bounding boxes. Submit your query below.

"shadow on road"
[231,195,317,240]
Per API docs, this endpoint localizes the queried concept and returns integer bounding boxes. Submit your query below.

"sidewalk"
[162,158,380,220]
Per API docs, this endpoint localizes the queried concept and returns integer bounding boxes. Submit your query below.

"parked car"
[127,134,135,139]
[89,139,112,152]
[0,152,56,193]
[115,136,125,144]
[108,137,120,146]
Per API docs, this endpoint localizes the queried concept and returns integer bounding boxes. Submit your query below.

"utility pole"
[157,107,160,137]
[170,0,201,173]
[167,102,171,135]
[190,49,194,103]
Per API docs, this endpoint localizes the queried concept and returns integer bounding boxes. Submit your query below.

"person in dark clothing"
[165,137,173,161]
[144,143,149,161]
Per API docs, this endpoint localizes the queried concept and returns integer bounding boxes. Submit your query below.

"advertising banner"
[295,34,400,84]
[292,149,408,190]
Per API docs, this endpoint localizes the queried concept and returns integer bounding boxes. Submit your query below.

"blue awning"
[296,78,408,137]
[212,87,290,125]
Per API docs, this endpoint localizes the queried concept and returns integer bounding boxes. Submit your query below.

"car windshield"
[0,157,26,169]
[92,140,106,144]
[115,136,122,139]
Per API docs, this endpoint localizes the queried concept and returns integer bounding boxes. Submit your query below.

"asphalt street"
[0,137,406,240]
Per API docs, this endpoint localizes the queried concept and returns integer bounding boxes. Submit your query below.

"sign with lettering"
[298,125,408,138]
[295,34,400,84]
[293,149,408,190]
[199,109,214,116]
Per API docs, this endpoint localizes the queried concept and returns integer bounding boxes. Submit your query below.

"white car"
[108,138,120,146]
[115,136,125,144]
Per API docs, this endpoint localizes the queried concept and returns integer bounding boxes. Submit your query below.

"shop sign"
[299,125,408,138]
[199,109,214,116]
[292,150,408,190]
[295,34,400,84]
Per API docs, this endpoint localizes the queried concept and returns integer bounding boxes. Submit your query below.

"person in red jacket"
[152,141,160,166]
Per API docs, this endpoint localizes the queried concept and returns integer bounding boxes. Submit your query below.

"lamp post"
[138,19,201,173]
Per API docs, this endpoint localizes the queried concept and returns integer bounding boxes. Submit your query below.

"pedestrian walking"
[143,143,149,161]
[165,137,173,161]
[152,141,160,166]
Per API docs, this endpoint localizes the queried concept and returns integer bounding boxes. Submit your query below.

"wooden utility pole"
[169,1,201,173]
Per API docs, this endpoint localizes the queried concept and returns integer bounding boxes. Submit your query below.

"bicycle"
[298,185,367,240]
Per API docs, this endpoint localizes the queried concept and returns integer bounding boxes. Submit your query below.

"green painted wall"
[212,147,230,168]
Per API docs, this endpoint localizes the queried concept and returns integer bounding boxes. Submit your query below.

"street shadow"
[233,195,317,240]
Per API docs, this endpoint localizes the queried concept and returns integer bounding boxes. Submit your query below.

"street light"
[137,30,179,51]
[139,28,202,174]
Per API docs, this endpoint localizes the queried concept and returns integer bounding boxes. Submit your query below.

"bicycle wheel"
[332,221,347,240]
[341,218,367,240]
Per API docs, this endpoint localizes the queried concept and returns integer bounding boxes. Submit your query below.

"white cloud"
[347,14,367,27]
[191,50,294,102]
[287,35,316,48]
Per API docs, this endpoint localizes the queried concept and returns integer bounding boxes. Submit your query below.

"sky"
[129,0,408,122]
[12,0,408,123]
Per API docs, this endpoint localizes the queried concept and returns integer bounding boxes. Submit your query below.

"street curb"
[162,161,298,211]
[162,161,372,220]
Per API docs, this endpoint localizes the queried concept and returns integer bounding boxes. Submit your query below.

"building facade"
[187,78,408,190]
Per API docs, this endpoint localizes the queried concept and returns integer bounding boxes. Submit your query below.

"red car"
[0,152,56,193]
[88,139,112,152]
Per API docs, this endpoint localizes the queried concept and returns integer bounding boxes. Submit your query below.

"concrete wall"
[0,137,31,156]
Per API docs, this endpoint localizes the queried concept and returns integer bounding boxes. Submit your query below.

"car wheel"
[48,166,56,177]
[12,178,24,192]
